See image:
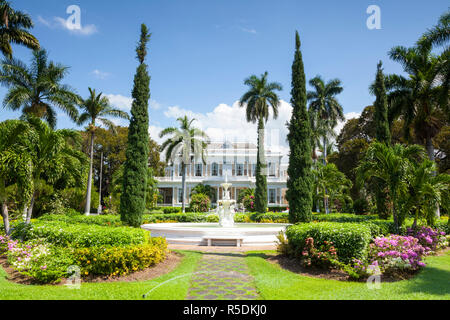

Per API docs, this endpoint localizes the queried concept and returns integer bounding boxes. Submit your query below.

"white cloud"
[239,27,257,34]
[334,112,361,137]
[37,15,97,36]
[105,94,163,112]
[161,100,292,161]
[105,94,133,112]
[91,69,111,80]
[37,15,51,27]
[158,102,363,162]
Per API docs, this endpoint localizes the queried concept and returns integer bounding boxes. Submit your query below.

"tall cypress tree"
[373,60,391,219]
[120,24,151,227]
[374,61,391,145]
[286,31,313,223]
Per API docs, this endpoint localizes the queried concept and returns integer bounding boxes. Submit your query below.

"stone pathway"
[186,253,259,300]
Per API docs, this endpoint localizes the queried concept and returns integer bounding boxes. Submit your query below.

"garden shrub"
[286,222,372,263]
[352,235,428,278]
[250,212,289,223]
[5,238,75,284]
[406,226,448,253]
[353,198,369,214]
[73,237,167,277]
[189,193,211,212]
[15,221,149,247]
[242,194,255,211]
[300,237,338,269]
[162,207,182,214]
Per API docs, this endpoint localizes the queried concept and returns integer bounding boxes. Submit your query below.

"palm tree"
[159,116,209,213]
[307,76,344,213]
[387,44,447,158]
[0,49,80,129]
[77,88,129,215]
[22,116,87,223]
[418,10,449,49]
[239,71,282,213]
[312,162,352,213]
[404,159,450,228]
[0,0,40,58]
[357,142,427,232]
[0,119,33,234]
[307,76,344,163]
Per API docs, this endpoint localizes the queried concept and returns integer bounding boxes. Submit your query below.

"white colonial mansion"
[156,141,288,208]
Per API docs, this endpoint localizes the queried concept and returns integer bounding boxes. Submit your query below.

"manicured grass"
[0,250,202,300]
[245,250,450,300]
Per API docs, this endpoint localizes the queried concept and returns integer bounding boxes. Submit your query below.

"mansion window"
[268,162,276,177]
[236,163,244,176]
[269,189,276,204]
[252,164,256,176]
[212,163,218,176]
[195,164,202,176]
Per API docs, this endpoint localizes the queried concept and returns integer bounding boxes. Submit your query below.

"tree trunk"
[84,131,95,215]
[255,118,268,213]
[322,136,329,214]
[1,201,10,236]
[425,135,440,219]
[181,162,186,213]
[25,191,35,224]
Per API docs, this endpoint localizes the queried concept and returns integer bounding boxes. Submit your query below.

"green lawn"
[1,248,449,300]
[0,250,202,300]
[245,250,450,300]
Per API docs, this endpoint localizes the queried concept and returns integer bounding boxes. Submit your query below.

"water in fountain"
[216,174,236,227]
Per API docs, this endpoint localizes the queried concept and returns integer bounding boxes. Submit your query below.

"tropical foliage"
[0,49,80,128]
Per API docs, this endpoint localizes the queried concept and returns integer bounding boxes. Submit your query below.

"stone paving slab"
[169,244,277,252]
[186,253,259,300]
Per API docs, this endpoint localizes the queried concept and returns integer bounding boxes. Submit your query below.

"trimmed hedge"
[286,222,372,263]
[73,237,167,277]
[250,212,289,223]
[312,213,379,223]
[14,221,149,248]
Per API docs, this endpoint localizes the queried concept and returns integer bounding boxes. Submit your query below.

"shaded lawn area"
[0,250,202,300]
[245,250,450,300]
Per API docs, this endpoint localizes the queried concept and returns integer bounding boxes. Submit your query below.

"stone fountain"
[141,174,289,246]
[217,174,235,227]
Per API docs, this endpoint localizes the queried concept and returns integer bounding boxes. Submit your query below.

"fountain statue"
[216,174,236,227]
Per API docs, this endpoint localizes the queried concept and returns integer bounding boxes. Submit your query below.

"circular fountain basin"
[141,222,290,246]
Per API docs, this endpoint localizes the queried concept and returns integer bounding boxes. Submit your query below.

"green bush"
[73,237,167,277]
[353,198,369,215]
[162,207,182,214]
[286,222,372,263]
[312,213,378,223]
[250,212,289,223]
[189,193,211,212]
[15,221,149,247]
[38,214,122,227]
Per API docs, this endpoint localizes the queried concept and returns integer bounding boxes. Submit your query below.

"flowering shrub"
[300,237,338,269]
[15,221,149,248]
[350,235,427,278]
[243,195,255,211]
[286,222,372,263]
[189,193,211,213]
[73,237,167,277]
[5,238,75,283]
[407,226,448,253]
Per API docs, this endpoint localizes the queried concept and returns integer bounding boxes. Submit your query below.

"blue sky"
[0,0,448,152]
